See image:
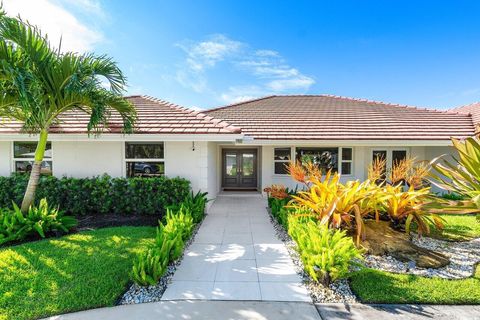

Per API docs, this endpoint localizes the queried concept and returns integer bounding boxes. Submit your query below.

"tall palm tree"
[0,11,137,212]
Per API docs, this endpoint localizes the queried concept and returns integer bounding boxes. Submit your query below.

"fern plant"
[288,215,363,286]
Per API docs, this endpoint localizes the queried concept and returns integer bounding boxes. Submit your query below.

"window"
[13,142,53,175]
[341,148,353,175]
[125,142,165,177]
[274,148,291,174]
[371,149,408,175]
[392,150,407,166]
[296,147,339,172]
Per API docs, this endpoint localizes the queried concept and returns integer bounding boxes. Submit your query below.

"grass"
[0,226,155,320]
[350,265,480,304]
[351,214,480,304]
[431,214,480,241]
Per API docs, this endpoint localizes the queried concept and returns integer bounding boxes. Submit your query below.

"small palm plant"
[0,10,136,212]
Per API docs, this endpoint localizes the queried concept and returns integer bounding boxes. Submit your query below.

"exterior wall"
[53,141,123,177]
[0,141,11,176]
[260,144,457,195]
[165,141,220,199]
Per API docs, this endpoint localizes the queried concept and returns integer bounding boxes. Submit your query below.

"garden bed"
[76,214,160,230]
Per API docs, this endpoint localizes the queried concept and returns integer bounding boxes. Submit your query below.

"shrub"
[0,198,77,245]
[131,204,195,286]
[0,174,190,216]
[288,215,363,286]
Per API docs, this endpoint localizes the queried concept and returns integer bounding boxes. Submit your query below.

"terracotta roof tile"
[205,95,476,140]
[451,102,480,125]
[0,95,241,135]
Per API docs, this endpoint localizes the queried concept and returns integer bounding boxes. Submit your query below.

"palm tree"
[0,11,137,212]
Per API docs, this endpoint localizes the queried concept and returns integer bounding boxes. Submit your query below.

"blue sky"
[5,1,480,109]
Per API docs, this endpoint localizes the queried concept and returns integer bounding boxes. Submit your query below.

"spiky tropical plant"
[430,137,480,214]
[0,11,136,212]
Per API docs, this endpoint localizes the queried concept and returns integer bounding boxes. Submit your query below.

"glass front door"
[222,149,258,189]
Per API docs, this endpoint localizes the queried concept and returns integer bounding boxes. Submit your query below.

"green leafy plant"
[131,247,169,286]
[0,198,77,245]
[288,215,363,286]
[168,190,209,223]
[131,204,195,286]
[0,174,190,216]
[164,208,194,241]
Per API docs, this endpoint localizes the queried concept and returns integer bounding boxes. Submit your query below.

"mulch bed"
[76,214,161,230]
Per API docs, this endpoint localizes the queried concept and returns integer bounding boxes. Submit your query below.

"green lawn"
[350,265,480,304]
[0,226,155,320]
[351,214,480,304]
[432,214,480,241]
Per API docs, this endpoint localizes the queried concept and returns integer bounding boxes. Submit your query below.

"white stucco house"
[0,94,478,199]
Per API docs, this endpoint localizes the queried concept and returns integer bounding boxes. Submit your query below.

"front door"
[222,149,258,189]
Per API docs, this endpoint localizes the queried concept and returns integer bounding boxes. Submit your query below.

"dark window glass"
[341,162,352,175]
[296,147,339,172]
[392,150,407,166]
[342,148,352,161]
[274,148,291,161]
[125,143,164,159]
[126,161,165,177]
[14,142,52,159]
[15,161,52,175]
[274,162,289,175]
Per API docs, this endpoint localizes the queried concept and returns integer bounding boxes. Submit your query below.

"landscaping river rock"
[268,209,357,304]
[364,235,480,279]
[119,223,202,305]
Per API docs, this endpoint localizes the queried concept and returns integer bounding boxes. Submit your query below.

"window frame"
[11,141,54,175]
[370,147,409,171]
[339,147,353,176]
[123,142,166,178]
[273,147,292,175]
[271,146,354,177]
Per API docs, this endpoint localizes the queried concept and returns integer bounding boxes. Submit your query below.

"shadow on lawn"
[0,227,155,320]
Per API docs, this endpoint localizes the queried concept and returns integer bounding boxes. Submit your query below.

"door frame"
[221,148,259,190]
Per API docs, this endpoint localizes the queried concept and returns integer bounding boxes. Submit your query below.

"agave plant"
[430,137,480,214]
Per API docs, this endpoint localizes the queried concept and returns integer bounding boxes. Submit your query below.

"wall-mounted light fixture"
[192,141,195,151]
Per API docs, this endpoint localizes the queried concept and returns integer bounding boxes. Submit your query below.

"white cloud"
[175,34,315,103]
[267,76,315,91]
[3,0,104,52]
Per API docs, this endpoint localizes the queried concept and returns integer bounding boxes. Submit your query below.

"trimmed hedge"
[0,174,190,216]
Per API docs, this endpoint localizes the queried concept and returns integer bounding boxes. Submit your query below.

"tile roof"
[0,95,241,135]
[205,95,476,140]
[451,102,480,126]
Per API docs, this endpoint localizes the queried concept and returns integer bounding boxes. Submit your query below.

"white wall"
[165,141,220,199]
[53,141,123,177]
[0,141,11,176]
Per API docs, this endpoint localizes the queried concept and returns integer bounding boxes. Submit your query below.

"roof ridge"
[138,95,242,134]
[205,93,463,115]
[451,101,480,112]
[204,95,277,113]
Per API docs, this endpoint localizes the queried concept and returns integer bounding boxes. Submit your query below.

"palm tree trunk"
[20,129,48,213]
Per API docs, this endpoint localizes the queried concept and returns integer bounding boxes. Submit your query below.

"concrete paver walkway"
[46,301,480,320]
[161,194,311,302]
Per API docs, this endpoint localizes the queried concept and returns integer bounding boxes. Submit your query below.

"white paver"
[162,194,312,302]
